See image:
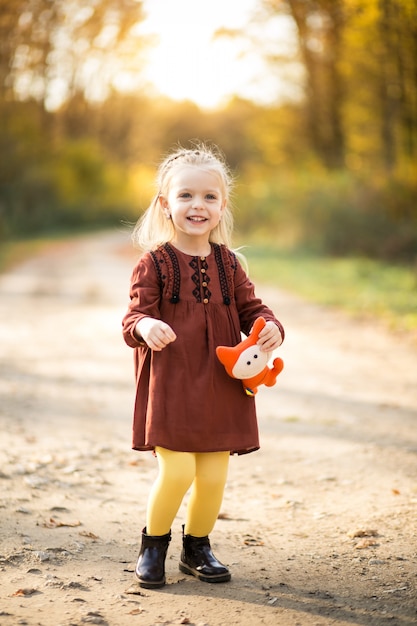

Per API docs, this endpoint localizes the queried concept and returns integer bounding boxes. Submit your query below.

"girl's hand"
[256,320,283,353]
[135,317,177,351]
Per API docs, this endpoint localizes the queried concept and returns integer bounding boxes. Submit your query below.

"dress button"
[202,281,207,287]
[203,298,209,304]
[200,256,206,261]
[201,268,206,273]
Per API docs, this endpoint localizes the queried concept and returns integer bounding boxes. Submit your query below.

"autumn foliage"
[0,0,416,261]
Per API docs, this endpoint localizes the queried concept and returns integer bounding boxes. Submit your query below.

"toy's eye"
[246,361,251,365]
[254,354,258,359]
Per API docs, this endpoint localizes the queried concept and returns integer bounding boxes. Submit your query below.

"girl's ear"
[159,194,170,217]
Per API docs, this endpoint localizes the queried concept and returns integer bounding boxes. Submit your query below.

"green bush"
[234,169,417,262]
[0,139,134,238]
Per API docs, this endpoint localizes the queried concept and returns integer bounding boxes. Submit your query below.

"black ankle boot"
[179,527,231,583]
[135,527,171,589]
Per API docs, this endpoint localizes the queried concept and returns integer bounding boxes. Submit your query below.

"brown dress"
[122,243,284,455]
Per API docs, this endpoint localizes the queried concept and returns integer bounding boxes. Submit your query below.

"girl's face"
[159,166,226,252]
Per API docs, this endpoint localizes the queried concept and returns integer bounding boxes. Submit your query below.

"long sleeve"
[122,253,161,349]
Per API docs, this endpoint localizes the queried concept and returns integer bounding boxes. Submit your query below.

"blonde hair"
[132,143,234,251]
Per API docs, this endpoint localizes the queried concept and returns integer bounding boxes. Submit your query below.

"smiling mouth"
[187,217,207,222]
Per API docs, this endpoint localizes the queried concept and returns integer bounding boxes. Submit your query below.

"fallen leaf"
[347,529,378,538]
[43,517,81,528]
[392,488,400,495]
[128,608,142,615]
[243,535,264,546]
[125,584,146,596]
[79,530,99,539]
[12,588,38,597]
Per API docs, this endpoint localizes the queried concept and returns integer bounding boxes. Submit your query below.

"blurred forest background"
[1,0,416,263]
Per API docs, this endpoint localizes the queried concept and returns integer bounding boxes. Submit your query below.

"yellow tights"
[146,447,230,537]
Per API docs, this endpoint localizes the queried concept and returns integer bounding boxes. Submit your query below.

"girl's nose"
[192,196,204,209]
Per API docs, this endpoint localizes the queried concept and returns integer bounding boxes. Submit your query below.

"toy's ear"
[250,316,266,341]
[216,345,236,374]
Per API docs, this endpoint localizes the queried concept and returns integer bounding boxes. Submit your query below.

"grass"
[242,245,417,335]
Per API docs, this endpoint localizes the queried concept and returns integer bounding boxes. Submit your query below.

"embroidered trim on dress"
[150,250,164,292]
[189,256,211,303]
[163,243,181,303]
[214,244,233,305]
[189,256,201,302]
[151,243,235,306]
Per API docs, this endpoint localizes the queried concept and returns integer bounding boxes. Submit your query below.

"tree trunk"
[287,0,346,169]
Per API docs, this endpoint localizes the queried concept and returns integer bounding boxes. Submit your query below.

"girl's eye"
[179,192,191,198]
[206,194,217,200]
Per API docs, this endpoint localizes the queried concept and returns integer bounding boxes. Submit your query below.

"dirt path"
[0,230,416,626]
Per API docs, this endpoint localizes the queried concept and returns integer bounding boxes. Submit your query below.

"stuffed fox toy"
[216,317,284,396]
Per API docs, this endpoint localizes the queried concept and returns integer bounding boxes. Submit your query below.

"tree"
[368,0,417,169]
[262,0,346,168]
[262,0,417,171]
[0,0,146,109]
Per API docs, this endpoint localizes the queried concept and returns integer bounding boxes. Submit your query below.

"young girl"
[122,144,284,589]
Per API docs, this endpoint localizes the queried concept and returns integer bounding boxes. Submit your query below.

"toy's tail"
[264,358,284,387]
[273,357,284,375]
